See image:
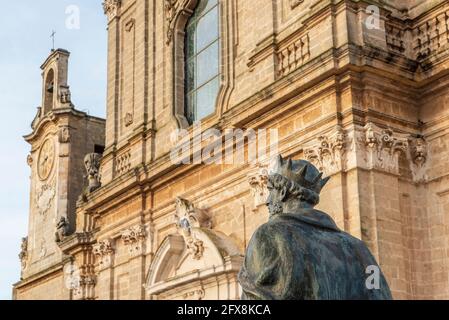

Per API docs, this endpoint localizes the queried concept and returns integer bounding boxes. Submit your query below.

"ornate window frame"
[166,0,237,129]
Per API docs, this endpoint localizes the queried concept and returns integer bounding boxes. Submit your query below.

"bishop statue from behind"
[238,156,392,300]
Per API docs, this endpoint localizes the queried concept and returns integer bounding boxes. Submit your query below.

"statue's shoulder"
[253,220,279,236]
[338,230,379,261]
[339,230,367,247]
[249,218,290,243]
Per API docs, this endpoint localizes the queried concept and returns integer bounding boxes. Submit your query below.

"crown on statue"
[270,155,330,194]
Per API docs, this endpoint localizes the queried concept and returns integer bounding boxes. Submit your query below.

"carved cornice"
[362,122,409,175]
[25,108,103,144]
[347,123,430,182]
[304,126,347,177]
[286,123,430,183]
[102,0,121,21]
[58,232,95,253]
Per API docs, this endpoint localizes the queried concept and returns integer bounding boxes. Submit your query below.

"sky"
[0,1,107,299]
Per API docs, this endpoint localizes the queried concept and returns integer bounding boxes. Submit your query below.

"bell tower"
[41,49,73,114]
[16,49,105,298]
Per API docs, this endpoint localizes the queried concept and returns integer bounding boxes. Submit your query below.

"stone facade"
[14,0,449,300]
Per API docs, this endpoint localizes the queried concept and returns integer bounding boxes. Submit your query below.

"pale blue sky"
[0,1,107,299]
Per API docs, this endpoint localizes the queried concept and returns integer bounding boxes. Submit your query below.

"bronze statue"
[238,156,392,300]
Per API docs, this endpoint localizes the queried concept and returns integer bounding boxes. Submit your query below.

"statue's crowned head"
[266,155,330,217]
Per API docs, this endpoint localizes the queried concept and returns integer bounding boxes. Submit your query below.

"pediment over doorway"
[145,228,243,300]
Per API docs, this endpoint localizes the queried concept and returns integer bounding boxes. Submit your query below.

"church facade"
[13,0,449,300]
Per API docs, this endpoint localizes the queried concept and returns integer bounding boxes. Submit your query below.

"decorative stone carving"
[93,239,114,269]
[165,0,178,44]
[58,126,70,143]
[290,0,304,9]
[146,232,242,299]
[31,107,42,130]
[247,165,269,209]
[59,86,72,105]
[386,22,406,54]
[174,197,210,260]
[73,275,97,300]
[277,33,310,77]
[409,136,428,183]
[64,262,96,300]
[183,289,205,300]
[362,122,409,175]
[164,0,193,45]
[125,18,135,32]
[18,237,28,271]
[413,14,449,61]
[55,216,69,243]
[410,136,427,166]
[383,9,449,64]
[37,182,56,216]
[84,153,102,193]
[124,112,133,127]
[304,127,347,177]
[102,0,121,21]
[27,154,33,167]
[115,151,131,176]
[121,225,146,256]
[64,262,81,291]
[346,124,430,182]
[39,238,47,259]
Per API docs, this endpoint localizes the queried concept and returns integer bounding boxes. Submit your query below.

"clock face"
[38,138,55,180]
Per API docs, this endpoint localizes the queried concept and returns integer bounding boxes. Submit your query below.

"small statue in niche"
[55,216,69,243]
[239,155,392,300]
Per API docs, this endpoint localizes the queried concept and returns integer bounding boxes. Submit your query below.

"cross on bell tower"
[50,30,56,51]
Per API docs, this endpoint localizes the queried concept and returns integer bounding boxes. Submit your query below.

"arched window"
[184,0,220,124]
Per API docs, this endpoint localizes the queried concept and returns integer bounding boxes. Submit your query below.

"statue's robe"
[238,209,392,300]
